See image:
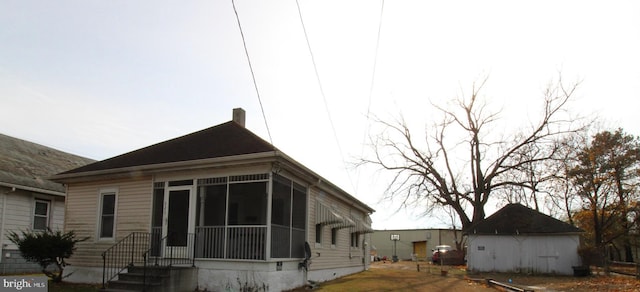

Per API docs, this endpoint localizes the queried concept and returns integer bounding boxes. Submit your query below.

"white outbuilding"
[466,203,583,275]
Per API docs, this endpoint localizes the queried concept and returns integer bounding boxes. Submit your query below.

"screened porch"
[151,173,307,261]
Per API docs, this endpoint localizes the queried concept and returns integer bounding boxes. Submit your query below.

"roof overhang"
[0,182,65,197]
[50,151,280,183]
[50,150,375,214]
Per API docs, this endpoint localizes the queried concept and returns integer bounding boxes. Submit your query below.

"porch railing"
[143,232,197,267]
[196,226,266,260]
[142,233,196,290]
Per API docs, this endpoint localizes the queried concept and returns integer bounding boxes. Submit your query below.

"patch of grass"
[316,269,421,292]
[303,265,493,292]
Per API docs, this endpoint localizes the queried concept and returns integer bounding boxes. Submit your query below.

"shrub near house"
[7,229,88,282]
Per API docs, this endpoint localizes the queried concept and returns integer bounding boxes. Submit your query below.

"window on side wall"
[350,232,359,248]
[331,228,338,246]
[33,199,50,230]
[315,224,322,245]
[99,190,117,239]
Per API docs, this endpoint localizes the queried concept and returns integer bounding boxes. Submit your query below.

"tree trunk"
[592,207,602,248]
[623,239,634,262]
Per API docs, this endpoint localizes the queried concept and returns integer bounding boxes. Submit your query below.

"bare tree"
[542,134,586,225]
[500,140,553,211]
[362,76,582,229]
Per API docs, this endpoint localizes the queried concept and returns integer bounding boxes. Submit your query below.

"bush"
[577,245,604,267]
[7,229,89,282]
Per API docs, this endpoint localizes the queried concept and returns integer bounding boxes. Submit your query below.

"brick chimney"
[232,108,246,127]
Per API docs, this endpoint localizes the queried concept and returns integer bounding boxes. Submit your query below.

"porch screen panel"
[291,182,307,258]
[271,175,291,258]
[195,183,227,258]
[271,175,291,226]
[196,184,226,226]
[226,181,267,260]
[228,182,267,225]
[270,175,307,258]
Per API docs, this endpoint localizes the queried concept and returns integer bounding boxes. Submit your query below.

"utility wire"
[366,0,385,121]
[232,0,273,145]
[295,0,356,193]
[357,0,385,194]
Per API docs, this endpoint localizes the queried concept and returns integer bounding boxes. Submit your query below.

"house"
[369,229,461,261]
[51,108,375,291]
[465,203,583,275]
[0,133,94,274]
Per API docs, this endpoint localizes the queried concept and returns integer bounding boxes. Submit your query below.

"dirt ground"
[300,261,640,291]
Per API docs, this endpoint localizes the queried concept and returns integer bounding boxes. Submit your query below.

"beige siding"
[65,176,153,266]
[4,192,32,231]
[0,190,65,250]
[307,187,368,271]
[50,196,65,230]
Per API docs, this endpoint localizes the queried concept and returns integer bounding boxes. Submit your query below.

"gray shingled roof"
[0,133,95,193]
[466,203,583,235]
[59,121,276,175]
[51,119,375,213]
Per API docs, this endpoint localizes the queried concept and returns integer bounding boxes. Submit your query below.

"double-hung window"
[331,228,338,246]
[350,232,359,248]
[33,199,50,230]
[315,224,322,244]
[99,190,117,239]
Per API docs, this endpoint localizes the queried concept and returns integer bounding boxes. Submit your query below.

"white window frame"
[98,188,118,241]
[33,199,51,230]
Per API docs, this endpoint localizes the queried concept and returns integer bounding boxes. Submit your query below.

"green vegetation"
[7,229,89,282]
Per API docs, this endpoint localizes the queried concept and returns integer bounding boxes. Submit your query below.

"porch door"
[163,186,195,251]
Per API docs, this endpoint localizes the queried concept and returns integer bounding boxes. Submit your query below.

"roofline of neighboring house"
[466,231,584,236]
[50,150,375,214]
[0,181,65,197]
[373,228,462,232]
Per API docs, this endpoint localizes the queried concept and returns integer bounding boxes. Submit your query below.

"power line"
[357,0,386,194]
[295,0,356,193]
[232,0,273,145]
[366,0,385,121]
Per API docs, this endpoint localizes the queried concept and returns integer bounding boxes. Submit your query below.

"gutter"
[0,182,65,197]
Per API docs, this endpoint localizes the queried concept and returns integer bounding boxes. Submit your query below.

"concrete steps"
[102,265,196,292]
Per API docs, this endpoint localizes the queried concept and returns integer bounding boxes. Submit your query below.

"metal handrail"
[101,231,196,290]
[101,232,152,289]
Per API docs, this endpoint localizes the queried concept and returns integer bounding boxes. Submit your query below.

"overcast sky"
[2,0,639,230]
